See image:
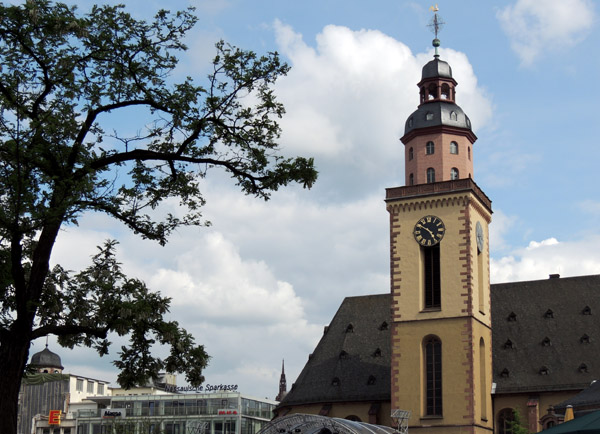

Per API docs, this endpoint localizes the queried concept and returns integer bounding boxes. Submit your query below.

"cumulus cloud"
[497,0,595,66]
[272,21,493,197]
[491,236,600,283]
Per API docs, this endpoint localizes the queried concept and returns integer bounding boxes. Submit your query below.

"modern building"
[275,21,600,434]
[77,392,277,434]
[19,346,277,434]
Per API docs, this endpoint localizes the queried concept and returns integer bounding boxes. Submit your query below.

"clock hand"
[419,225,435,237]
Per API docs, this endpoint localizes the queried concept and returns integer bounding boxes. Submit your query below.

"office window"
[76,378,84,392]
[87,380,94,394]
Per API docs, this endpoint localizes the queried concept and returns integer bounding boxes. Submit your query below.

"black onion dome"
[422,57,453,80]
[30,347,64,370]
[404,101,471,136]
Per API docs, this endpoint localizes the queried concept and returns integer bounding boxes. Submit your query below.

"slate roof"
[279,275,600,408]
[279,294,391,406]
[553,380,600,413]
[492,275,600,394]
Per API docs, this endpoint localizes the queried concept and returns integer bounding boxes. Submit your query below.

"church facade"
[275,34,600,434]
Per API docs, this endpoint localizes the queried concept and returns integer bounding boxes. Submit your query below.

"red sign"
[49,410,61,425]
[217,409,239,415]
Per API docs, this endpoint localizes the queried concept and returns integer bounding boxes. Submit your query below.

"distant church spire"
[276,359,287,401]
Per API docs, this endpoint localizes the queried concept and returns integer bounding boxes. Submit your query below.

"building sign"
[102,408,125,418]
[217,409,239,416]
[48,410,61,425]
[160,383,239,394]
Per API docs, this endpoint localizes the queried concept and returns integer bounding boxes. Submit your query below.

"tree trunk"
[0,325,33,434]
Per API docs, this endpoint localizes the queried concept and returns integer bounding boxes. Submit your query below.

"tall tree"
[0,1,317,432]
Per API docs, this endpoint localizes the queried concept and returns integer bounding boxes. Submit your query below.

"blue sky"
[30,0,600,400]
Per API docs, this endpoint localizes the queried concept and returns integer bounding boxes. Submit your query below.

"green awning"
[540,410,600,433]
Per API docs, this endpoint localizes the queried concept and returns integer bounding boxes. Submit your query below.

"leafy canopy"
[0,0,316,388]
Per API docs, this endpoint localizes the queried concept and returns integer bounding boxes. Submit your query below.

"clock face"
[413,215,445,247]
[476,221,484,253]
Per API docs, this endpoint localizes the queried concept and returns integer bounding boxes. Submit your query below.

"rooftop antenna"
[428,5,445,58]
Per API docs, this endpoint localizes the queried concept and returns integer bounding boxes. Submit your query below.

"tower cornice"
[385,178,492,215]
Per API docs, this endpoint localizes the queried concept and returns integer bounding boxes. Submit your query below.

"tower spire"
[428,5,445,57]
[276,359,287,401]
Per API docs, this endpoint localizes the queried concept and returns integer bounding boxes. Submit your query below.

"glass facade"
[76,392,276,434]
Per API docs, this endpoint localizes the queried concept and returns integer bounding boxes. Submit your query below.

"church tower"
[386,11,493,433]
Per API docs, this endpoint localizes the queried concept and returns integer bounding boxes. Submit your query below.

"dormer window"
[507,312,517,322]
[583,306,592,315]
[581,334,591,344]
[542,337,552,347]
[500,368,510,378]
[331,377,340,386]
[379,321,388,331]
[544,309,554,319]
[373,348,382,358]
[426,112,434,121]
[339,351,349,360]
[346,324,354,333]
[579,363,589,373]
[539,366,549,375]
[408,118,414,128]
[367,375,376,385]
[450,111,457,121]
[503,339,514,350]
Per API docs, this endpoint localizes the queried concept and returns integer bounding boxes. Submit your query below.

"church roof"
[30,347,64,370]
[403,101,472,137]
[279,294,391,407]
[279,275,600,408]
[422,57,453,80]
[492,274,600,394]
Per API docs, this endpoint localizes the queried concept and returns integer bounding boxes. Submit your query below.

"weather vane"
[428,5,445,57]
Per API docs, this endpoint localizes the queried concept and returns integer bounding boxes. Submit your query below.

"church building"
[275,23,600,434]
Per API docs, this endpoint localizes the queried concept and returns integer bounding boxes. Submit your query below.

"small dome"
[404,101,472,136]
[30,347,64,371]
[422,58,453,80]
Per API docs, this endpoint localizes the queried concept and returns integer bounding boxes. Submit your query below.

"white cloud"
[491,236,600,283]
[272,21,493,196]
[497,0,595,66]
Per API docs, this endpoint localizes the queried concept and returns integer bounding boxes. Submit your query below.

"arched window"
[424,336,442,416]
[423,244,440,308]
[428,83,437,100]
[426,141,435,155]
[497,408,515,434]
[441,83,450,100]
[450,141,458,154]
[451,168,459,180]
[450,111,457,121]
[427,168,435,183]
[479,338,487,420]
[468,147,471,160]
[408,147,414,160]
[409,173,414,186]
